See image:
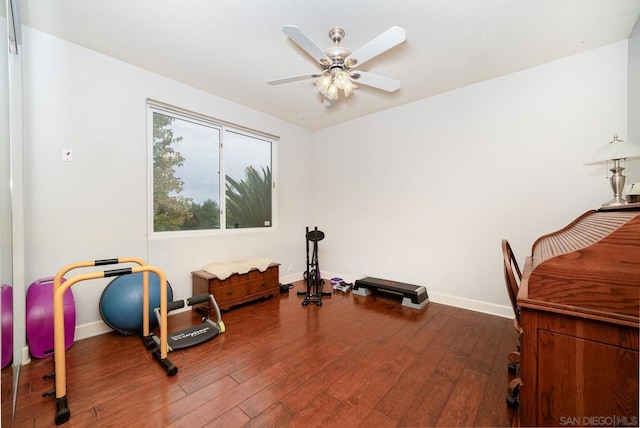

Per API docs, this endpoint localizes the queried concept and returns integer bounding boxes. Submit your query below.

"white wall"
[22,27,315,330]
[313,41,630,314]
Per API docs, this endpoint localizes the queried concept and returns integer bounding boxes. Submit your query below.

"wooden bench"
[353,276,429,309]
[191,262,280,312]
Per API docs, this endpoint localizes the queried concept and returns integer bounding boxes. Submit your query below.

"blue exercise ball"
[99,272,173,335]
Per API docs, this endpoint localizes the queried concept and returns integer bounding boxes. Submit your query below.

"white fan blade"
[345,26,406,68]
[283,25,330,65]
[352,71,401,92]
[268,72,322,85]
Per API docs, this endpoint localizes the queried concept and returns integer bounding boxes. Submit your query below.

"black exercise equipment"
[146,293,225,354]
[298,226,331,306]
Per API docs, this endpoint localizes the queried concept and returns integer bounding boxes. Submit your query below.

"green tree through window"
[152,113,194,231]
[182,199,220,230]
[226,166,272,228]
[150,104,274,233]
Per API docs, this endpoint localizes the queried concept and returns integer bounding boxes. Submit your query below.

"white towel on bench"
[202,257,272,280]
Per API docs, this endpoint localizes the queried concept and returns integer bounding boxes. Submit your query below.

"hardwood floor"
[2,280,519,427]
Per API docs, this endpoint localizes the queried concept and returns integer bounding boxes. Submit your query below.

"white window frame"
[147,100,277,237]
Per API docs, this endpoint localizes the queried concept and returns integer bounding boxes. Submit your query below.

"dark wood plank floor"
[2,280,519,427]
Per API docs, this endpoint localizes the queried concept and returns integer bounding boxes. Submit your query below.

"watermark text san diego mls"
[559,415,638,426]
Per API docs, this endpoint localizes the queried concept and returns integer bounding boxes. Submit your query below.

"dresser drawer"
[246,277,275,295]
[216,283,249,304]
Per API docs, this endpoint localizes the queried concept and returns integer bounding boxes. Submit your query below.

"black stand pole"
[298,227,330,306]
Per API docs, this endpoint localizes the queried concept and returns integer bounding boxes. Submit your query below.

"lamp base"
[602,161,627,208]
[601,196,628,207]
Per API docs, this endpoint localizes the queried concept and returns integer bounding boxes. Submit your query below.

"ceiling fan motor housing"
[325,27,352,70]
[328,27,345,44]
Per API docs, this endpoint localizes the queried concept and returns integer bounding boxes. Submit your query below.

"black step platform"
[353,277,429,309]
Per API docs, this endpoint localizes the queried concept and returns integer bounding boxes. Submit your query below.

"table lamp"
[585,135,640,207]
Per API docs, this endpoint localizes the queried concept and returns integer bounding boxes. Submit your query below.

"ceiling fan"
[268,25,406,105]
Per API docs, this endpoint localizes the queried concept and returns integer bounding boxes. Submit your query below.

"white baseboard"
[279,272,303,284]
[75,319,114,341]
[321,270,513,319]
[21,346,30,365]
[427,291,512,319]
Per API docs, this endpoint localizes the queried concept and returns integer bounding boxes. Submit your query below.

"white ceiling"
[19,0,640,130]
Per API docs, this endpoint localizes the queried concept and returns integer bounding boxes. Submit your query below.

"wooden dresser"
[517,208,640,427]
[192,262,280,312]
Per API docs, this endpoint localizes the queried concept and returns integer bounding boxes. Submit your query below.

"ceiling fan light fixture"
[333,70,350,89]
[314,74,333,94]
[343,78,357,97]
[326,84,338,100]
[314,69,357,100]
[273,24,406,105]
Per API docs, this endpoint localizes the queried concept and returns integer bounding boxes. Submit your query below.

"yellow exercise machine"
[50,258,173,425]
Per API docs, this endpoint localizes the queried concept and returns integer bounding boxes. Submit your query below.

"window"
[148,102,275,234]
[224,130,273,229]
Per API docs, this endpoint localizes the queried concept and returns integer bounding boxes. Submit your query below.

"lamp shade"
[584,135,640,165]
